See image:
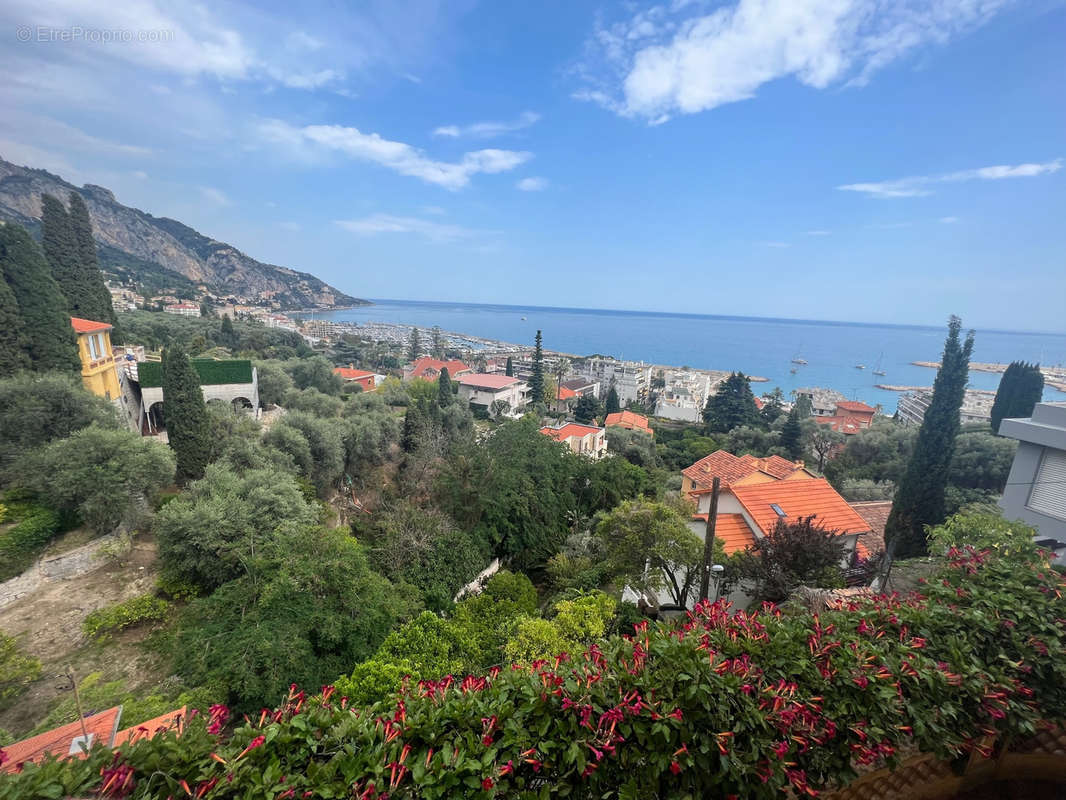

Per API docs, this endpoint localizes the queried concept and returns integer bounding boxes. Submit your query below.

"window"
[87,333,102,360]
[770,503,786,517]
[1028,449,1066,522]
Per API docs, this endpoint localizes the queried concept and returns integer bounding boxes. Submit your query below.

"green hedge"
[0,506,61,581]
[137,359,253,389]
[83,594,170,640]
[2,514,1065,799]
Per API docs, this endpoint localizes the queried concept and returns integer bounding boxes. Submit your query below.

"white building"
[576,358,652,405]
[455,373,529,418]
[655,368,713,421]
[794,387,848,417]
[896,388,995,426]
[163,302,201,317]
[539,423,607,460]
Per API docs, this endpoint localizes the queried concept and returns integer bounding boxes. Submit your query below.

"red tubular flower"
[669,760,682,775]
[482,777,494,790]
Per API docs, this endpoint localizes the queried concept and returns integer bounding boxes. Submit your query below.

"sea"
[314,300,1066,409]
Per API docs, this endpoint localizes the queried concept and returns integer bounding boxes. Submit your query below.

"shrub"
[5,515,1065,800]
[0,505,61,581]
[0,631,41,710]
[82,594,170,639]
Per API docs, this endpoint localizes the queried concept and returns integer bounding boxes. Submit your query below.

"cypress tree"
[702,372,760,433]
[885,316,974,558]
[40,194,81,305]
[780,406,804,461]
[505,357,514,377]
[991,361,1044,432]
[437,367,453,408]
[162,344,211,482]
[530,330,545,404]
[605,384,621,415]
[407,328,421,362]
[67,191,116,326]
[0,277,29,377]
[220,315,236,347]
[0,223,80,372]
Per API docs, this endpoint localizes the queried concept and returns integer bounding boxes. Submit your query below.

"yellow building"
[71,317,120,401]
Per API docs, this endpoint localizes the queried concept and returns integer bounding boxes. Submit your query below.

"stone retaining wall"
[0,532,121,610]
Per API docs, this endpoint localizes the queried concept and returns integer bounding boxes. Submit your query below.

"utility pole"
[698,477,721,602]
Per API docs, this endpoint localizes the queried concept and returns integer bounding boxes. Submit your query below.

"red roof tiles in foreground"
[70,316,112,334]
[540,423,602,442]
[113,707,186,748]
[731,478,872,538]
[694,513,757,554]
[1,707,123,773]
[604,410,651,433]
[456,373,521,390]
[849,500,891,558]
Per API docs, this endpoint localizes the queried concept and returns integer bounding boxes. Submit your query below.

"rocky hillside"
[0,156,364,309]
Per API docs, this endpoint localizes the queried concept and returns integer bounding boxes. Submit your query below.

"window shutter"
[1028,449,1066,521]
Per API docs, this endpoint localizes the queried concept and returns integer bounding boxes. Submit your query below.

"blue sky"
[1,0,1064,330]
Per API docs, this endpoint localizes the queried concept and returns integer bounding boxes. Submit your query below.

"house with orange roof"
[403,357,472,382]
[333,365,383,391]
[604,410,652,436]
[456,373,529,418]
[680,450,813,500]
[71,317,121,401]
[1,706,124,773]
[550,384,578,413]
[688,478,874,560]
[812,400,878,437]
[540,422,607,459]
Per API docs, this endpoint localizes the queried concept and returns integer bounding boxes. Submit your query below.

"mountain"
[0,156,365,309]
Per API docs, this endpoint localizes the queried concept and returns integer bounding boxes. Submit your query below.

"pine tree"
[0,276,29,377]
[431,325,444,359]
[793,393,813,419]
[401,405,426,453]
[67,191,116,326]
[702,372,761,433]
[885,316,974,558]
[0,223,80,372]
[991,361,1044,432]
[605,384,621,415]
[505,357,514,377]
[407,328,421,362]
[162,344,211,482]
[574,393,600,424]
[780,406,804,461]
[437,367,453,408]
[220,315,236,347]
[530,330,545,405]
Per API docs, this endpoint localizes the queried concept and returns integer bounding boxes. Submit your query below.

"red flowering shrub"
[1,514,1063,799]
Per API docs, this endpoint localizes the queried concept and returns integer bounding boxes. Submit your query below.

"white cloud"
[335,213,482,242]
[257,119,531,189]
[132,170,148,179]
[516,176,549,191]
[576,0,1013,121]
[803,229,831,236]
[940,216,959,224]
[839,158,1062,198]
[433,111,540,138]
[200,186,230,206]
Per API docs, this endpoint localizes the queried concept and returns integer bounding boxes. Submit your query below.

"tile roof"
[408,357,472,380]
[540,423,603,442]
[1,706,123,773]
[694,513,757,554]
[682,450,807,490]
[731,479,873,537]
[456,373,522,390]
[849,501,891,557]
[813,415,865,435]
[604,410,651,432]
[562,378,596,391]
[836,400,876,414]
[556,386,577,401]
[113,707,186,748]
[333,367,376,380]
[70,316,112,334]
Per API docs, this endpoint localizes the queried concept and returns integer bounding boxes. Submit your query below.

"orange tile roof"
[731,479,872,537]
[849,501,891,557]
[1,706,123,773]
[814,415,865,435]
[556,386,577,401]
[836,401,876,414]
[540,423,603,442]
[333,367,376,380]
[70,316,112,334]
[683,450,807,490]
[694,513,757,554]
[408,357,472,380]
[114,707,186,748]
[604,410,651,432]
